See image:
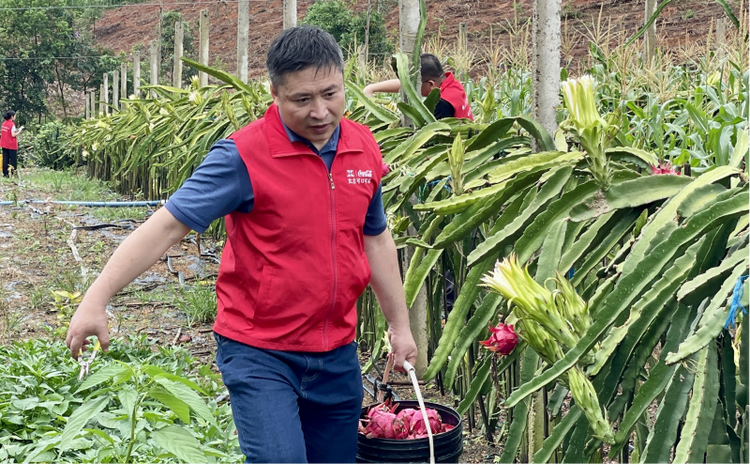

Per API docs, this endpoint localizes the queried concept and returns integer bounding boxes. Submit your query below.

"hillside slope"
[93,0,745,79]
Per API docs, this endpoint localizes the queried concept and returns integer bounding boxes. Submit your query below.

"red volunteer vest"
[439,72,474,121]
[212,105,383,352]
[1,120,17,150]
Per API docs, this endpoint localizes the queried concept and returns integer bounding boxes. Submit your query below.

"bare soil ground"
[0,169,498,462]
[92,0,746,80]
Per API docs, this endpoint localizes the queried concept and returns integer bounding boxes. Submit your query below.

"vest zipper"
[324,165,337,349]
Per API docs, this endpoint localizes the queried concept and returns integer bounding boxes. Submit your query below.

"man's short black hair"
[266,25,344,88]
[3,111,14,120]
[420,54,445,82]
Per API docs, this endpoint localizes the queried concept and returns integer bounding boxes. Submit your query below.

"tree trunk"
[54,63,68,119]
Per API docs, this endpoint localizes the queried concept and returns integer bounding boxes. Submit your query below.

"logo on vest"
[348,169,373,185]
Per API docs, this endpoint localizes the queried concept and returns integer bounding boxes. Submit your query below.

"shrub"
[302,0,394,63]
[25,121,78,170]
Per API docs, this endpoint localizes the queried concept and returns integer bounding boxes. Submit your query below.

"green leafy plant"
[0,336,242,463]
[302,0,394,62]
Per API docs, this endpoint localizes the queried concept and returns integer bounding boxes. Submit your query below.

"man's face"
[271,66,345,150]
[420,79,437,97]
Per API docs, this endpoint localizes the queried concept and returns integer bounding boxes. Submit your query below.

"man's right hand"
[66,298,110,360]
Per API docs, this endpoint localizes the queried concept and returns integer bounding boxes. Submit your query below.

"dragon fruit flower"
[649,161,680,175]
[381,160,391,176]
[479,323,518,355]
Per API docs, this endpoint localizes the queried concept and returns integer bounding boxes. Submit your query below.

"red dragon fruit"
[360,400,455,439]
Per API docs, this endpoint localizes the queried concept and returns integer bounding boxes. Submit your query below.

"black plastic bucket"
[357,400,463,463]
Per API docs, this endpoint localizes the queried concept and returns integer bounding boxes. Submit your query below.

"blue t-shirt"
[165,121,387,236]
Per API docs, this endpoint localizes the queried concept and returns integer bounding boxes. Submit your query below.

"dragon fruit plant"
[482,254,614,444]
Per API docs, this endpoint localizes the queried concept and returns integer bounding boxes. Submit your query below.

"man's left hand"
[388,326,418,372]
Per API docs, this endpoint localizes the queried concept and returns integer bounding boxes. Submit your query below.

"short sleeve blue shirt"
[165,119,387,236]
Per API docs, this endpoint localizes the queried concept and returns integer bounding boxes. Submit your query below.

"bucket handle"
[403,361,435,464]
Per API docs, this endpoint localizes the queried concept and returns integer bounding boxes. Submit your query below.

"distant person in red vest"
[1,111,24,177]
[364,53,474,120]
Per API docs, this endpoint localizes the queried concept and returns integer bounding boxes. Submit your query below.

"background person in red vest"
[1,111,24,177]
[364,53,474,120]
[65,25,417,463]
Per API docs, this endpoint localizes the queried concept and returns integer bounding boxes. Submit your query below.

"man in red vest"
[1,111,24,177]
[66,26,417,463]
[364,53,474,120]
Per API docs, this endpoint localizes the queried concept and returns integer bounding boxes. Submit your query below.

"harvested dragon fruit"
[359,400,455,439]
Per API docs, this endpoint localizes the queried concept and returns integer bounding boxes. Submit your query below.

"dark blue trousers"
[215,334,363,463]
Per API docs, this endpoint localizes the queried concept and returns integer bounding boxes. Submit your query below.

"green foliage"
[177,284,218,326]
[25,121,78,170]
[0,0,120,120]
[0,336,242,463]
[302,0,393,62]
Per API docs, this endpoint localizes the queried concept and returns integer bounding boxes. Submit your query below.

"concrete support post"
[283,0,297,30]
[399,0,427,377]
[112,70,119,111]
[99,85,104,116]
[716,18,726,61]
[133,51,141,98]
[459,22,468,54]
[237,0,250,83]
[103,73,109,115]
[531,0,561,148]
[399,0,420,62]
[199,9,210,87]
[173,21,184,88]
[120,62,127,108]
[150,39,159,97]
[644,0,657,63]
